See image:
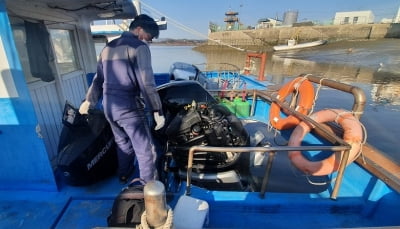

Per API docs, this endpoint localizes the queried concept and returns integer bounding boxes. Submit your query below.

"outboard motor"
[57,102,118,186]
[156,81,249,190]
[164,100,248,171]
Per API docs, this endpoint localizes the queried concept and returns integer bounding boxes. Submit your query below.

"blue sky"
[140,0,400,39]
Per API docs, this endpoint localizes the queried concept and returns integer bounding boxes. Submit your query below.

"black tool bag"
[57,102,118,186]
[107,184,145,227]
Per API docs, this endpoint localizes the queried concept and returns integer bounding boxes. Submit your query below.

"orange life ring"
[288,109,363,176]
[269,77,315,130]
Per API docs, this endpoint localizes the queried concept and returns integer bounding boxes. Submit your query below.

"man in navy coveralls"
[79,14,165,183]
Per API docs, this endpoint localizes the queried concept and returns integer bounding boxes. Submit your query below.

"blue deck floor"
[0,174,122,228]
[1,173,400,229]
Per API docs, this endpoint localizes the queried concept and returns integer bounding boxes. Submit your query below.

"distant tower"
[224,10,239,30]
[283,10,298,26]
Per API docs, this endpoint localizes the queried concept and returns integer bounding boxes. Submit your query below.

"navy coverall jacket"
[85,31,163,181]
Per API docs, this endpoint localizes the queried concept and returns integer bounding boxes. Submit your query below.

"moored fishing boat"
[0,0,400,228]
[273,39,327,51]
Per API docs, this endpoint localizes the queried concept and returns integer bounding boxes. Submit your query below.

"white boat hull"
[273,40,327,51]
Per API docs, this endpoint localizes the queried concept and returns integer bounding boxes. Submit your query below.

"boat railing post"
[243,52,267,81]
[331,148,351,200]
[259,150,276,199]
[258,53,267,81]
[185,146,195,196]
[250,90,257,116]
[244,54,252,75]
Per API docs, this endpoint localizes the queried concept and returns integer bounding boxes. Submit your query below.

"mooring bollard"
[143,180,169,227]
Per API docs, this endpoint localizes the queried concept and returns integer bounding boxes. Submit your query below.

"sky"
[139,0,400,39]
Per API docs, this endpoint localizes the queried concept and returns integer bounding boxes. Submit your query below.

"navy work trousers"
[107,110,156,182]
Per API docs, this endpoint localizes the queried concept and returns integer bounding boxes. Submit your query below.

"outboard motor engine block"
[156,81,250,190]
[164,100,249,172]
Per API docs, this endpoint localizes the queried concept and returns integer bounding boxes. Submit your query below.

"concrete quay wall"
[207,23,400,50]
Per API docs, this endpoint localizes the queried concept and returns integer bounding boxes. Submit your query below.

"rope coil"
[136,207,174,229]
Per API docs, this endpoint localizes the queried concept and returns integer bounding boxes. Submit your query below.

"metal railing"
[184,145,351,200]
[182,75,367,200]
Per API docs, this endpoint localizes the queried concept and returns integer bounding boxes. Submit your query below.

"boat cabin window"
[92,35,108,60]
[11,20,81,82]
[11,24,37,83]
[49,29,80,75]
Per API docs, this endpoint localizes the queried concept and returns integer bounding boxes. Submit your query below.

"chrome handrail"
[184,145,351,200]
[305,75,366,119]
[182,74,366,200]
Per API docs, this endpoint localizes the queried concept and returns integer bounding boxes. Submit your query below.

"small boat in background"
[273,39,327,51]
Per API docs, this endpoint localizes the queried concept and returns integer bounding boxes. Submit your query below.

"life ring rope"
[292,75,309,111]
[328,109,367,143]
[289,155,338,186]
[306,76,365,119]
[329,109,368,158]
[309,76,327,115]
[330,109,367,166]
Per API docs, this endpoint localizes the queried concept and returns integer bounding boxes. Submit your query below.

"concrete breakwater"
[206,23,400,51]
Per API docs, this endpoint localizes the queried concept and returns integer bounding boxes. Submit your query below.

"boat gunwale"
[356,144,400,193]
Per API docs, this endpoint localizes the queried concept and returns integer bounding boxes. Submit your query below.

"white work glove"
[79,100,91,115]
[153,112,165,130]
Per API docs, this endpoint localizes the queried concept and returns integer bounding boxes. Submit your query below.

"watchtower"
[224,10,239,30]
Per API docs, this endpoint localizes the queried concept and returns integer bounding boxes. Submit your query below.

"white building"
[333,11,374,25]
[256,18,281,29]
